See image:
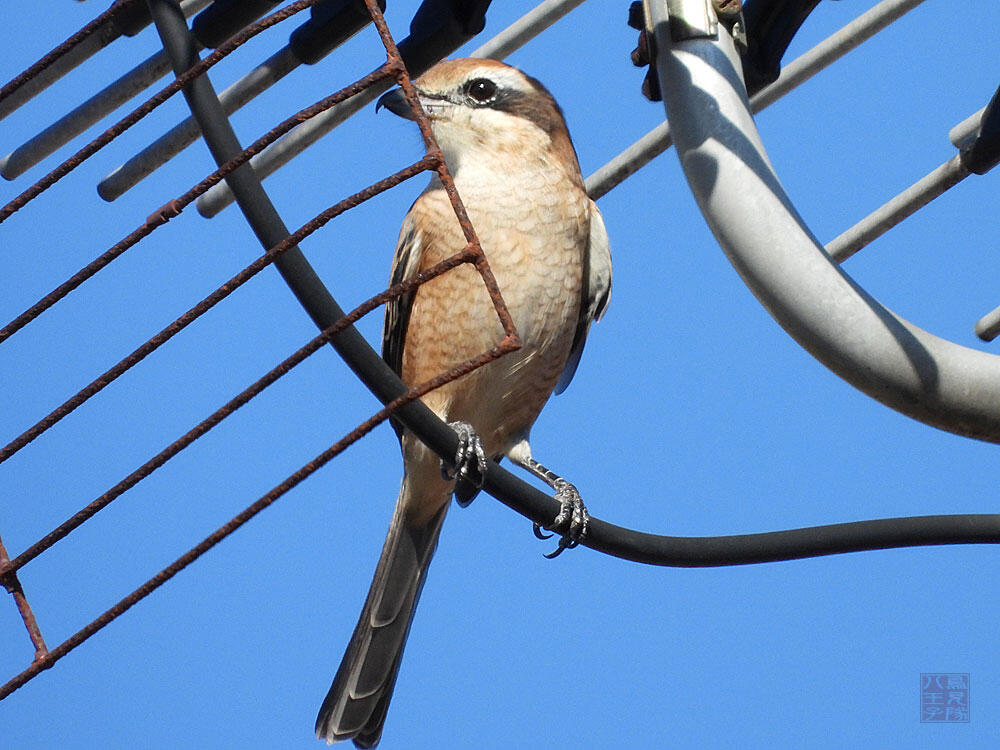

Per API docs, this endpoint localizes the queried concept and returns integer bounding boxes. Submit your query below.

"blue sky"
[2,1,997,747]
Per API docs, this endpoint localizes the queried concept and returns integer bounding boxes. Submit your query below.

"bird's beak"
[376,88,417,121]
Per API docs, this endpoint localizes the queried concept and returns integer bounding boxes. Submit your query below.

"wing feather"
[555,200,612,394]
[382,209,424,377]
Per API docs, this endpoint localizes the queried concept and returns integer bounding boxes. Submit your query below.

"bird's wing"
[382,206,424,378]
[555,199,612,394]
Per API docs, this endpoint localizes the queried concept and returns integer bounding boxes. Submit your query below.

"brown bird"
[315,58,612,747]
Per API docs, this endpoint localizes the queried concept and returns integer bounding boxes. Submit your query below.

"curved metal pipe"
[646,0,1000,442]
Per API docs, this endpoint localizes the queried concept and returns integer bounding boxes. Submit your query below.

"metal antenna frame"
[644,0,1000,443]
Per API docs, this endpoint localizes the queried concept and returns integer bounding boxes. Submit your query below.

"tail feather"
[316,482,448,747]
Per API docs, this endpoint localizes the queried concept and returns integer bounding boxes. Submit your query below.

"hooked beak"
[376,88,417,121]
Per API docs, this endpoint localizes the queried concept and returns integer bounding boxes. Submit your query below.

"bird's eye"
[465,78,498,104]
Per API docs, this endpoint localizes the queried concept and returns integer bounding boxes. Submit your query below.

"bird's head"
[377,58,582,180]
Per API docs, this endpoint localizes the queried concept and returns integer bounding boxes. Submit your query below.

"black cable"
[147,0,1000,567]
[741,0,825,95]
[961,83,1000,175]
[192,0,282,48]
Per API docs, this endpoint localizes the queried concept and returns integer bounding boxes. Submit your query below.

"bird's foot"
[441,421,488,486]
[533,479,589,559]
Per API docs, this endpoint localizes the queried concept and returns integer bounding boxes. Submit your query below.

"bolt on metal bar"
[98,44,301,200]
[0,0,320,227]
[826,155,970,263]
[0,0,209,122]
[195,0,589,218]
[586,0,926,200]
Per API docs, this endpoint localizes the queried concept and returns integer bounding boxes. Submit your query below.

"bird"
[315,58,612,747]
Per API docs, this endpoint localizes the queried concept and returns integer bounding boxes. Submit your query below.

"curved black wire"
[151,0,1000,568]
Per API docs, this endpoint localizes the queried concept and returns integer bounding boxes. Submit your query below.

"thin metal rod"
[0,1,134,121]
[0,156,433,466]
[196,0,590,218]
[2,77,406,349]
[98,45,301,200]
[0,535,48,661]
[0,0,318,226]
[470,0,585,59]
[826,155,969,263]
[0,0,209,122]
[586,121,672,200]
[586,0,926,200]
[1,17,997,699]
[194,83,390,216]
[974,306,1000,342]
[749,0,926,110]
[1,49,175,180]
[143,0,452,450]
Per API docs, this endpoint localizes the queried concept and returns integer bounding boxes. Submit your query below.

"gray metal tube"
[470,0,585,59]
[586,122,673,200]
[0,24,121,122]
[0,0,211,123]
[195,82,391,217]
[1,50,173,180]
[974,306,1000,342]
[196,0,589,218]
[749,0,925,111]
[97,45,301,200]
[647,0,1000,442]
[826,155,970,263]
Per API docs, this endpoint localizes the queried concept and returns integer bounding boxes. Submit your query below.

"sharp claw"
[533,523,553,540]
[543,546,565,559]
[536,480,588,558]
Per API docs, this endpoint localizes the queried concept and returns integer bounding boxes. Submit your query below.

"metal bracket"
[664,0,718,40]
[650,0,746,51]
[715,0,748,51]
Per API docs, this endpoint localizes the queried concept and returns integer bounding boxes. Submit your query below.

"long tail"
[315,478,448,747]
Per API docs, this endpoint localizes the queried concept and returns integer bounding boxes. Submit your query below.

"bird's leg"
[441,421,488,487]
[507,447,589,559]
